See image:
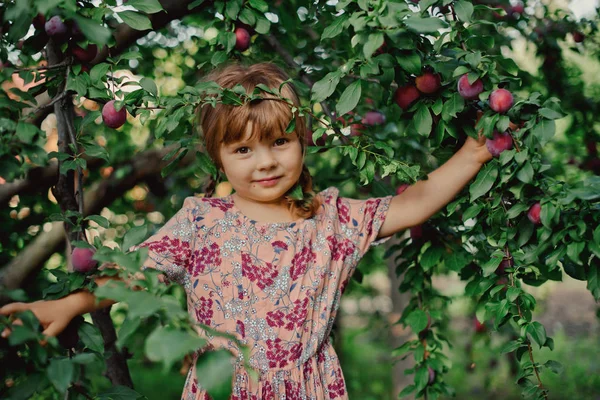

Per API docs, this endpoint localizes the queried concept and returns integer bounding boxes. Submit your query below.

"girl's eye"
[274,138,289,146]
[235,147,250,154]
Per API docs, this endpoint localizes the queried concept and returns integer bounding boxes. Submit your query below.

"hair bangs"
[221,96,299,145]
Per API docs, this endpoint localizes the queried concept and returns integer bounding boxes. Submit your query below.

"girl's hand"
[463,134,494,165]
[1,299,75,339]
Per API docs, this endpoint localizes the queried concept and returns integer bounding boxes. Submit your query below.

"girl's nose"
[256,149,278,170]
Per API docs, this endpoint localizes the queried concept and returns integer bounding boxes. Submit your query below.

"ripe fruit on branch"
[396,184,410,195]
[235,27,251,51]
[427,367,436,385]
[361,110,386,126]
[45,16,67,37]
[72,247,98,273]
[215,181,233,198]
[102,100,127,129]
[33,14,46,30]
[457,74,483,100]
[485,131,513,157]
[573,31,585,43]
[415,72,441,94]
[489,88,514,113]
[410,225,422,240]
[527,202,542,225]
[71,43,97,63]
[394,85,420,110]
[474,317,486,333]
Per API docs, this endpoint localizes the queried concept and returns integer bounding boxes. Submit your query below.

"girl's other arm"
[0,273,121,339]
[378,135,493,238]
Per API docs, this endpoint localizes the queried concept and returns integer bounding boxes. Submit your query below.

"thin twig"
[449,6,468,52]
[12,61,69,73]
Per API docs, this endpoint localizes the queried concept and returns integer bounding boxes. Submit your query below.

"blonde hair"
[198,62,320,219]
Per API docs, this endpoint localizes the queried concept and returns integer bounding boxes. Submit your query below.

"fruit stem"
[508,130,521,153]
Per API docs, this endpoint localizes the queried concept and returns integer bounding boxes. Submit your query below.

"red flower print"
[262,381,275,400]
[271,240,288,251]
[327,368,346,399]
[203,197,233,213]
[336,198,350,224]
[285,380,302,400]
[140,236,191,267]
[266,310,285,328]
[195,296,213,325]
[236,320,246,338]
[289,243,316,281]
[363,199,380,236]
[289,342,303,362]
[231,389,257,400]
[189,242,221,276]
[241,253,279,290]
[266,338,289,368]
[326,235,356,261]
[285,297,309,330]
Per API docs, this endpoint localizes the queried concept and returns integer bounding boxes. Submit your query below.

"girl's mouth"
[255,176,281,187]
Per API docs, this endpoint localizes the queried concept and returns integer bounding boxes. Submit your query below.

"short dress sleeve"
[130,197,198,286]
[324,187,392,257]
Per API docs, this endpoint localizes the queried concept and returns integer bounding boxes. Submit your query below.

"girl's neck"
[231,194,297,223]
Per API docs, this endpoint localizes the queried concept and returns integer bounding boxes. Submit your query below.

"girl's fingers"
[42,322,61,338]
[1,318,23,338]
[0,302,26,316]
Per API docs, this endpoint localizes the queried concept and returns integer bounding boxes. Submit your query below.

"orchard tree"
[0,0,599,399]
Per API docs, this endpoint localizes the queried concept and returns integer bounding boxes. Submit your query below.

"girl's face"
[218,121,304,206]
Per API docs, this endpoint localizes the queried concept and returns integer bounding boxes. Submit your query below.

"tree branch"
[0,144,196,299]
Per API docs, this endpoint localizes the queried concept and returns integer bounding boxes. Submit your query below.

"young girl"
[1,62,492,399]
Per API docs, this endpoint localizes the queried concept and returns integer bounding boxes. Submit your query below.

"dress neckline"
[224,194,310,228]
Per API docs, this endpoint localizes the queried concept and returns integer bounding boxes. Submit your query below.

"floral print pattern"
[136,188,391,399]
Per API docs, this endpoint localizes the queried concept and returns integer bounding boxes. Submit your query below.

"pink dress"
[137,187,391,400]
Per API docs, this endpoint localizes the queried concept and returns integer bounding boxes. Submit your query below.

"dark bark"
[0,143,194,298]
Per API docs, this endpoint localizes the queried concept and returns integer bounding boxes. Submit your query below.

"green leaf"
[531,119,555,145]
[140,77,158,97]
[97,385,145,400]
[322,15,349,40]
[196,350,235,400]
[506,203,529,219]
[46,358,74,393]
[123,225,148,251]
[72,15,112,46]
[311,71,343,103]
[445,250,471,272]
[516,162,534,184]
[454,0,474,22]
[526,322,547,349]
[145,326,206,372]
[414,105,432,136]
[499,339,522,354]
[363,32,384,59]
[118,11,153,31]
[403,15,448,33]
[16,121,41,142]
[127,0,164,13]
[420,246,443,271]
[248,0,269,13]
[544,360,564,375]
[442,93,465,121]
[90,63,111,85]
[538,107,564,120]
[79,322,104,353]
[470,164,498,201]
[405,309,429,333]
[335,80,362,117]
[396,53,422,75]
[85,214,110,229]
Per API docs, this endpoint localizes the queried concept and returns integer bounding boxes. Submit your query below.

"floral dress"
[137,187,392,400]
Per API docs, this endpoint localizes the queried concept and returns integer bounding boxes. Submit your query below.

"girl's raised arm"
[378,134,493,238]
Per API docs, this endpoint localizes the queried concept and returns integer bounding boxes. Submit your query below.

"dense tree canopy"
[0,0,598,399]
